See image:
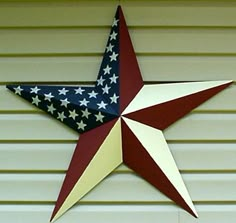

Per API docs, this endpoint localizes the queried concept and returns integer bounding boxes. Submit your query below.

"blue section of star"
[95,9,119,114]
[6,10,121,134]
[7,84,118,133]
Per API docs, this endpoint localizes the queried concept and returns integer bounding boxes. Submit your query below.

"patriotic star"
[103,65,112,75]
[6,6,232,223]
[30,86,41,94]
[109,52,119,61]
[97,76,105,86]
[47,104,56,114]
[88,90,98,98]
[58,87,69,95]
[32,95,41,106]
[44,92,54,102]
[110,31,117,40]
[74,87,85,95]
[60,98,70,107]
[13,86,23,95]
[106,43,114,52]
[81,108,91,119]
[57,111,66,122]
[68,109,78,120]
[110,73,118,84]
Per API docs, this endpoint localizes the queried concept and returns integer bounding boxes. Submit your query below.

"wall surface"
[0,0,236,222]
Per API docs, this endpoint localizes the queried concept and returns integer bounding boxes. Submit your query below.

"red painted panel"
[125,82,232,130]
[118,6,143,113]
[50,119,118,221]
[121,119,197,217]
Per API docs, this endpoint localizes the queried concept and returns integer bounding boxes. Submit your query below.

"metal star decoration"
[6,6,232,222]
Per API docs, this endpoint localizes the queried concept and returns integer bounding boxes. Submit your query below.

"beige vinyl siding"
[0,1,235,223]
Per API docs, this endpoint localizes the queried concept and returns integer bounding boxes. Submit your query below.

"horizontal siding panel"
[0,113,235,141]
[0,204,179,223]
[0,56,236,83]
[1,1,236,27]
[179,205,236,223]
[0,2,117,28]
[0,204,235,223]
[0,173,235,202]
[0,205,180,223]
[1,28,236,54]
[164,113,236,141]
[0,143,235,171]
[0,114,78,140]
[124,3,236,28]
[1,85,235,111]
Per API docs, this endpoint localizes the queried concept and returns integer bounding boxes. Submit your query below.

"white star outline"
[13,86,23,95]
[47,104,56,114]
[94,112,105,123]
[44,92,54,102]
[58,88,69,95]
[32,95,41,106]
[102,84,111,94]
[77,120,87,130]
[30,86,41,94]
[110,31,117,40]
[109,74,118,84]
[79,98,90,106]
[103,65,112,75]
[74,87,85,95]
[97,101,108,109]
[88,90,98,98]
[110,93,119,104]
[81,108,91,119]
[60,98,70,108]
[69,109,78,120]
[112,18,119,27]
[57,111,66,121]
[106,43,114,53]
[109,52,118,62]
[97,76,105,86]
